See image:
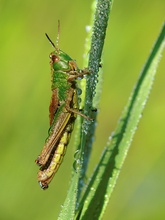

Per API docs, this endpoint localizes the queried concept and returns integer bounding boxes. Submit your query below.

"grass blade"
[58,1,113,218]
[76,22,165,220]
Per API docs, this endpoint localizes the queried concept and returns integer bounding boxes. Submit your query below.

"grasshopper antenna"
[45,33,57,50]
[56,20,60,51]
[45,20,61,53]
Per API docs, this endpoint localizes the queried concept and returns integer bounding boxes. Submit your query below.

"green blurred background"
[0,0,165,219]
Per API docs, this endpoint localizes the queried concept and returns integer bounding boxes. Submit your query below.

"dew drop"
[77,88,82,95]
[73,150,81,172]
[85,25,91,33]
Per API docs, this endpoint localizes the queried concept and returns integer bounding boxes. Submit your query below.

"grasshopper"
[35,22,90,189]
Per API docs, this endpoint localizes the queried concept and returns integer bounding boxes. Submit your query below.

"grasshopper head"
[45,33,78,72]
[49,50,78,72]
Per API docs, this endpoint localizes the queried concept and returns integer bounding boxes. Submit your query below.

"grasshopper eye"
[50,54,60,63]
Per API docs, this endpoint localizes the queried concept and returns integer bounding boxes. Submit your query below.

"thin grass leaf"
[76,23,165,220]
[78,0,113,200]
[58,174,79,220]
[58,1,112,219]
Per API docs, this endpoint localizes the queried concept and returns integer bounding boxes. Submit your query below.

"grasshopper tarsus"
[35,157,40,166]
[99,63,102,68]
[39,181,49,190]
[91,107,97,112]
